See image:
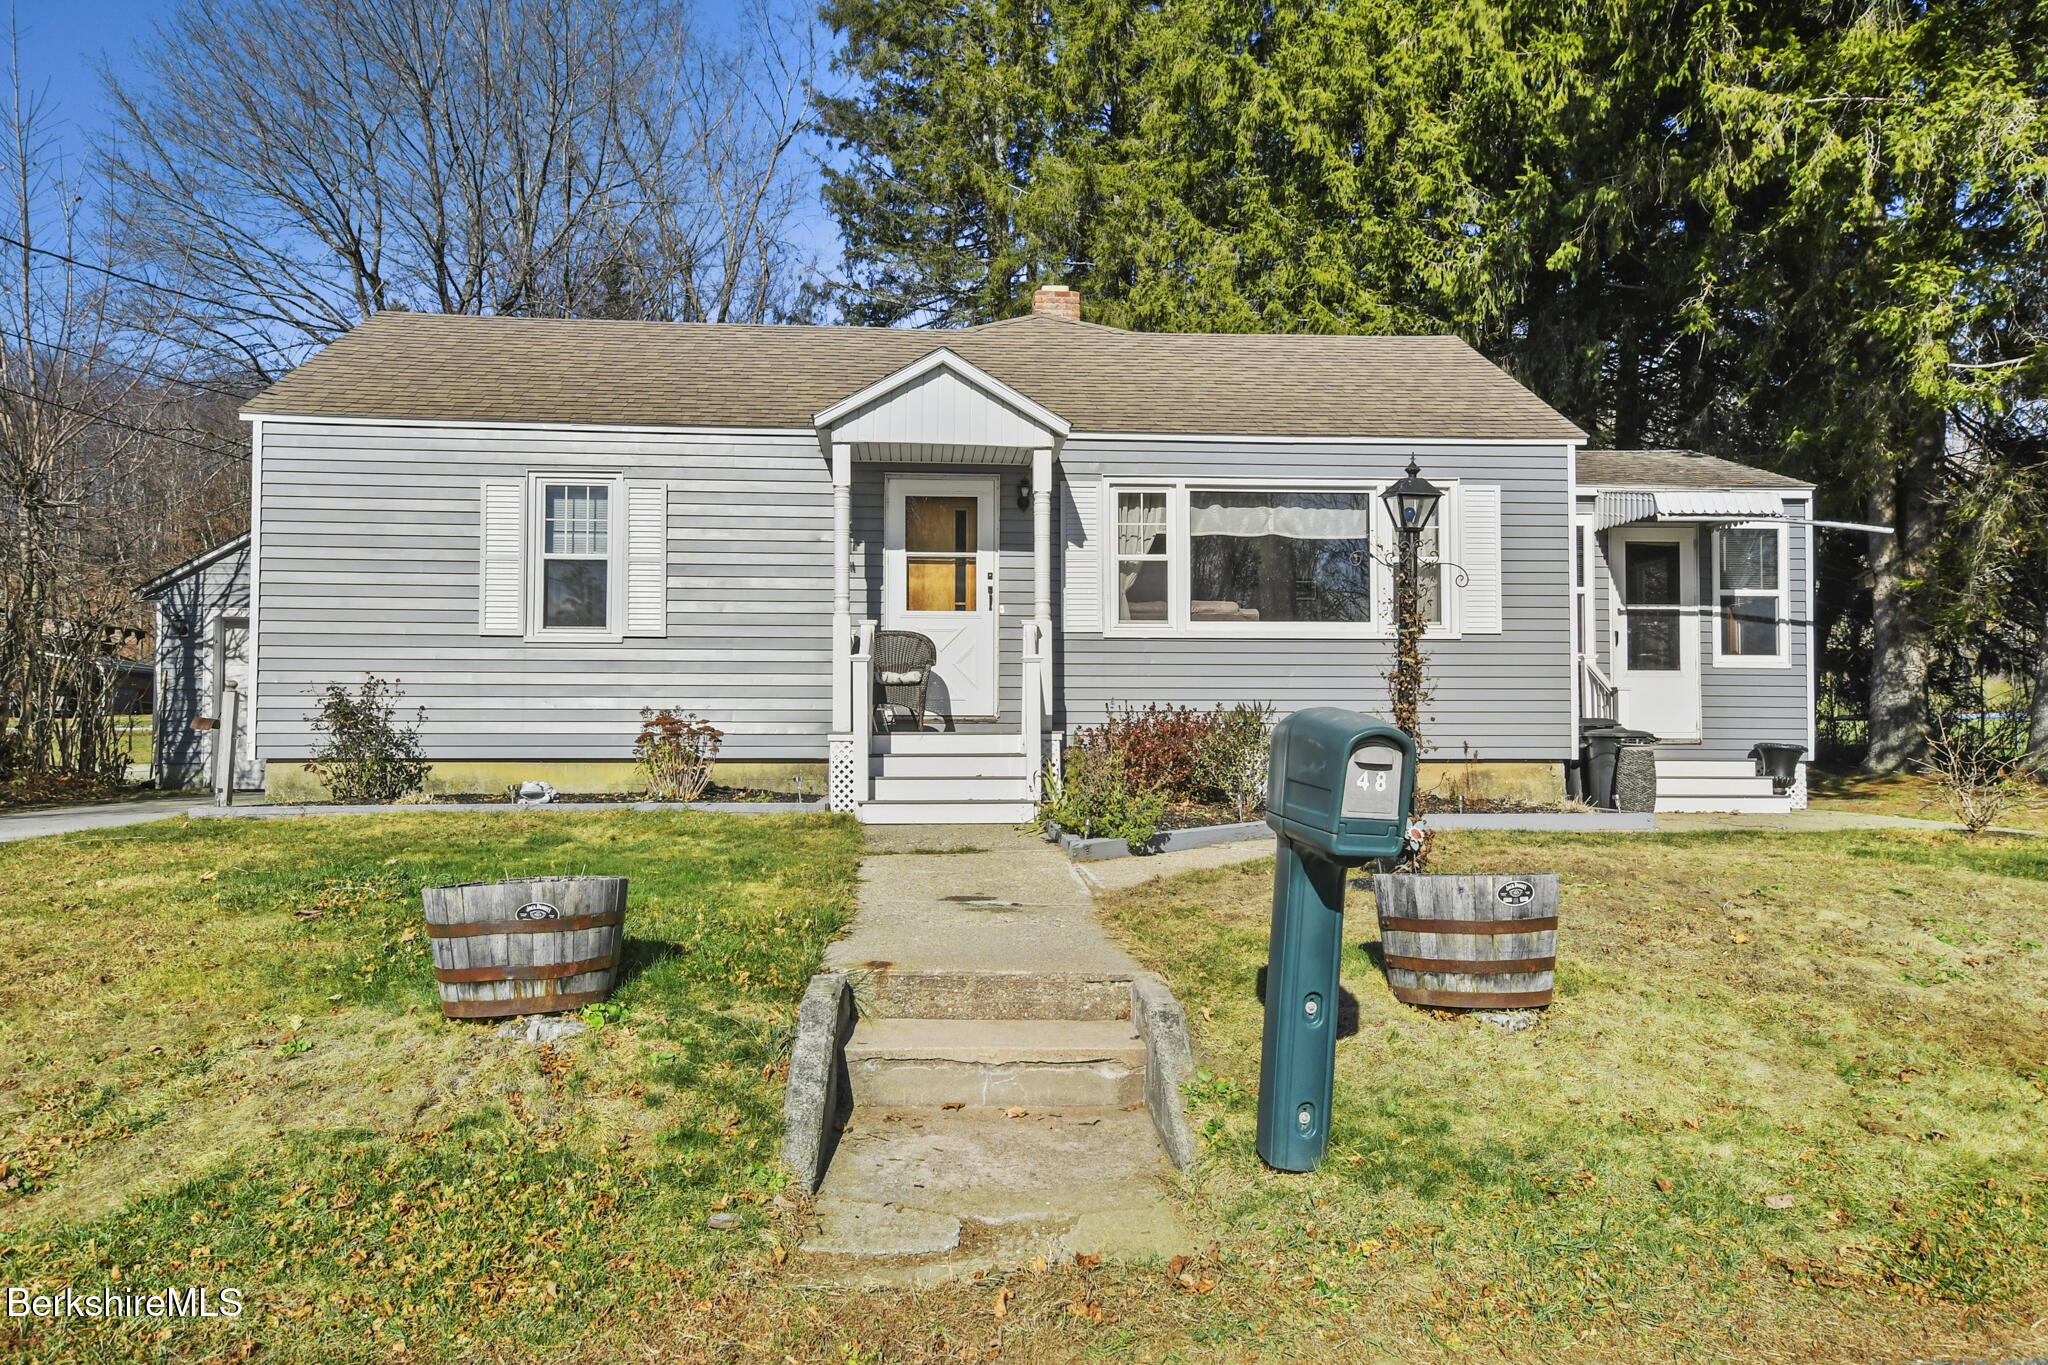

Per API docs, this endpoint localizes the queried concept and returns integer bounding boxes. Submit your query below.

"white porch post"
[1031,446,1054,725]
[830,442,853,733]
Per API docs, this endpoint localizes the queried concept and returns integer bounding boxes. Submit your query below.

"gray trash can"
[1613,731,1659,812]
[1582,726,1657,810]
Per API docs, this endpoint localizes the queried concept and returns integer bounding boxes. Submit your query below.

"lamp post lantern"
[1379,459,1442,787]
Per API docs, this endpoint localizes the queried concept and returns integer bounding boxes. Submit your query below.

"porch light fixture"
[1381,459,1442,533]
[1016,471,1032,512]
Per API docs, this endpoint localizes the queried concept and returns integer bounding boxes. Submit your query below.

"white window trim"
[1710,521,1790,668]
[1096,476,1463,641]
[527,472,625,643]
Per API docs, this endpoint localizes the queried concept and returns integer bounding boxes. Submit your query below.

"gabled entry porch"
[815,348,1065,822]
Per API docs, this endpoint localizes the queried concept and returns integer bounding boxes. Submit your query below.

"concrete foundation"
[265,758,827,802]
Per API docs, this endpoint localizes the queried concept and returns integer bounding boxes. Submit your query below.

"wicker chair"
[872,630,938,730]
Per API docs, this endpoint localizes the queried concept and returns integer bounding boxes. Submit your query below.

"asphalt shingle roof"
[1576,448,1811,490]
[243,312,1588,441]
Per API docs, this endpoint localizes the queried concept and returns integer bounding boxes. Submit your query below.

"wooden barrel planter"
[1374,873,1559,1010]
[421,876,628,1019]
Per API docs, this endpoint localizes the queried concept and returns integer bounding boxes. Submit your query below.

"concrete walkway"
[0,796,200,844]
[828,824,1144,976]
[806,825,1189,1284]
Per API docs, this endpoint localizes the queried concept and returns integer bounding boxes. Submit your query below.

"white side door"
[883,475,1000,720]
[1610,528,1701,741]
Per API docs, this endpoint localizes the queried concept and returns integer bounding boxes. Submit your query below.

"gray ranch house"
[217,285,1814,819]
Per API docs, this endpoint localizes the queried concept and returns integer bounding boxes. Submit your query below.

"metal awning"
[1594,488,1786,530]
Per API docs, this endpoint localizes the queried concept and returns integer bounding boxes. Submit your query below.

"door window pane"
[1624,542,1681,606]
[544,559,609,629]
[1116,492,1169,622]
[904,496,978,613]
[1720,594,1779,655]
[1628,610,1682,670]
[1188,490,1372,623]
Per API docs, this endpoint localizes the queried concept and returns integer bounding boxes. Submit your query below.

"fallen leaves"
[1004,1107,1028,1119]
[1655,1177,1674,1194]
[941,1102,965,1111]
[990,1288,1010,1319]
[1764,1194,1798,1210]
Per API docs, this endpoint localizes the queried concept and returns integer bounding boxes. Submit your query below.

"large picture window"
[1714,525,1785,662]
[1188,490,1373,623]
[541,482,612,631]
[1101,481,1462,635]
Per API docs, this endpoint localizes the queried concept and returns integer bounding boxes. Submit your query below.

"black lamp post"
[1379,459,1443,756]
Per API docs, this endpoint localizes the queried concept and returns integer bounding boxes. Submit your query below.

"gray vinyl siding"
[1695,501,1811,758]
[151,546,250,788]
[851,463,1030,728]
[254,420,833,763]
[1054,439,1578,762]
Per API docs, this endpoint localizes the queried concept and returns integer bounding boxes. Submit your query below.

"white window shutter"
[479,478,525,635]
[1062,476,1099,634]
[1460,483,1503,634]
[624,481,669,637]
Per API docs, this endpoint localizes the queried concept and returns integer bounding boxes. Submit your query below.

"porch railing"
[828,620,875,813]
[1581,656,1618,724]
[1021,617,1052,797]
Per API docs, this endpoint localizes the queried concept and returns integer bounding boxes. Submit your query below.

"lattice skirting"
[1789,762,1809,811]
[828,738,859,814]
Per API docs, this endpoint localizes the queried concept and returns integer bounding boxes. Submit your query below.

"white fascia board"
[811,347,1073,437]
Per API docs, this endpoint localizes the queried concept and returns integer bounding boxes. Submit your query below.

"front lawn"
[1808,765,2048,832]
[1095,830,2048,1362]
[0,811,860,1363]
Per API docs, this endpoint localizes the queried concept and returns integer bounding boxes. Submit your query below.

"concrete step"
[1657,776,1778,797]
[870,774,1035,803]
[1655,758,1767,778]
[844,1017,1146,1109]
[851,969,1133,1021]
[872,751,1035,779]
[802,1105,1190,1284]
[857,800,1038,825]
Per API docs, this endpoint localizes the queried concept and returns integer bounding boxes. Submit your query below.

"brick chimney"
[1030,283,1081,321]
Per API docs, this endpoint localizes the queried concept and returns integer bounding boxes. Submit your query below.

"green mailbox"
[1258,707,1416,1172]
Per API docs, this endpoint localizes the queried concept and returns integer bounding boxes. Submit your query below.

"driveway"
[0,796,203,844]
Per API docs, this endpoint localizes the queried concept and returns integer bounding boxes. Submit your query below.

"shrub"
[304,675,430,803]
[635,707,723,801]
[1921,716,2041,834]
[1097,701,1219,801]
[1196,701,1275,821]
[1035,741,1165,846]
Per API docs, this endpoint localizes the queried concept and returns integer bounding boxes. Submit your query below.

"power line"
[0,324,260,404]
[0,231,307,358]
[0,381,249,464]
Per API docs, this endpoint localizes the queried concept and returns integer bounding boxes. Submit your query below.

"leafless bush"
[1920,716,2042,834]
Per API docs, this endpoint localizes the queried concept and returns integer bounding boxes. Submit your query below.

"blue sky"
[10,0,844,271]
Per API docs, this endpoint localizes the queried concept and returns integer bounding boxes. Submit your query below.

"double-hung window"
[1713,525,1786,663]
[538,480,615,634]
[1114,491,1170,624]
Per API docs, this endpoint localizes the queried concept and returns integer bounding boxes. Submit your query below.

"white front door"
[883,476,1000,720]
[1611,528,1701,741]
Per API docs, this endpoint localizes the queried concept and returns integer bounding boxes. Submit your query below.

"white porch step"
[872,752,1035,780]
[858,800,1038,825]
[1657,797,1795,814]
[871,731,1025,756]
[871,775,1035,803]
[1655,758,1767,779]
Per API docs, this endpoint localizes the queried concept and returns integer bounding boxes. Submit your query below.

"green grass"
[0,811,860,1363]
[1808,765,2048,832]
[1091,829,2048,1362]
